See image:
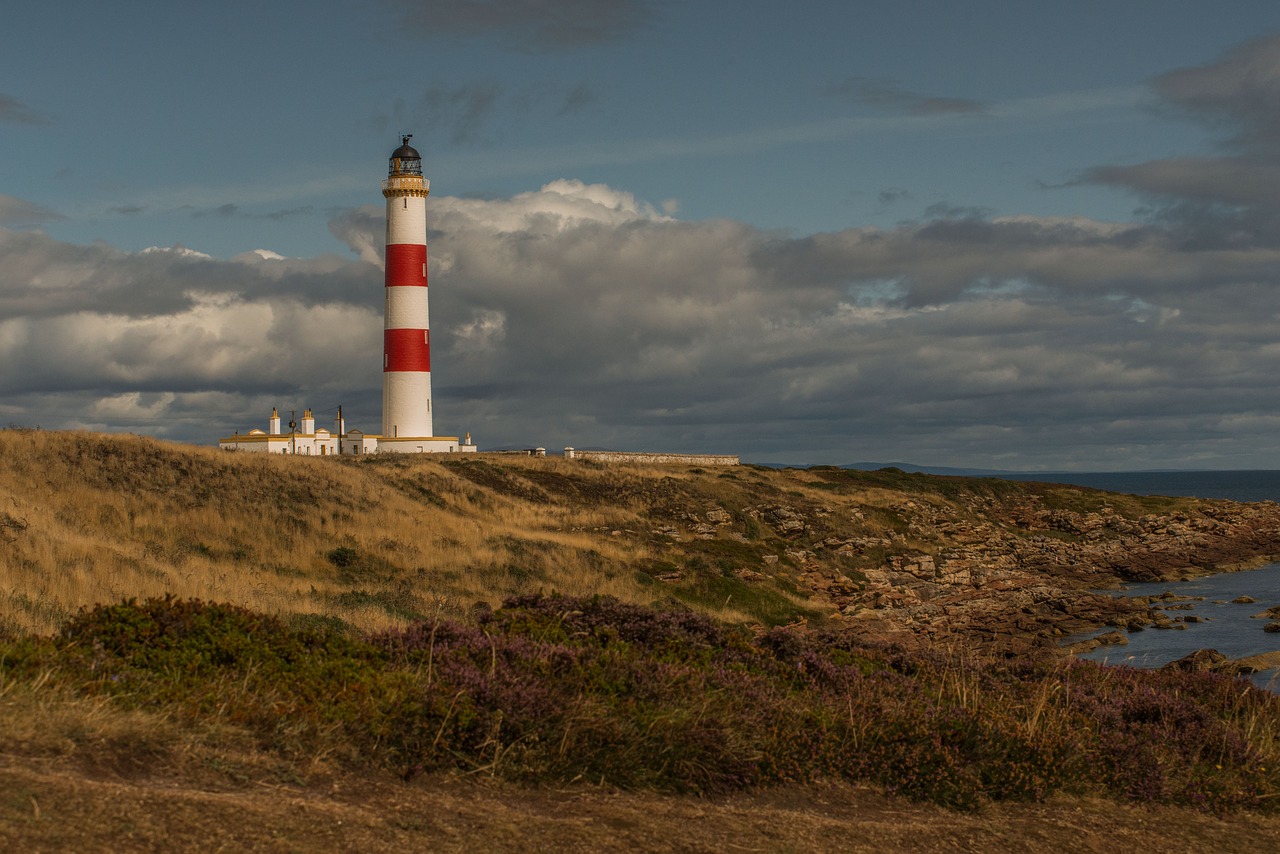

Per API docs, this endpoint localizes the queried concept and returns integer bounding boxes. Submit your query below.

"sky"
[6,1,1280,470]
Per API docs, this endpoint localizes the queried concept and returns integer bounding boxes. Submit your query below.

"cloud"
[0,228,379,322]
[140,245,214,260]
[385,0,655,52]
[0,228,385,439]
[877,188,912,209]
[418,81,503,146]
[363,82,1140,194]
[326,206,382,267]
[1154,32,1280,150]
[191,203,316,221]
[0,93,52,126]
[559,83,597,115]
[0,195,63,227]
[920,202,992,222]
[330,179,669,258]
[826,77,987,115]
[1082,33,1280,248]
[322,181,1280,466]
[376,80,599,149]
[10,167,1280,467]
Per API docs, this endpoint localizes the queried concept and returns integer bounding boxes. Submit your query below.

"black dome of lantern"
[388,134,422,176]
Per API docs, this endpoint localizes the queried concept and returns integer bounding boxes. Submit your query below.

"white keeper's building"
[219,407,473,455]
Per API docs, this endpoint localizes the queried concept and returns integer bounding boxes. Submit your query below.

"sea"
[999,471,1280,690]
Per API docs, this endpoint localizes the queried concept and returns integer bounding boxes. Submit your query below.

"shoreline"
[1062,559,1280,683]
[827,488,1280,660]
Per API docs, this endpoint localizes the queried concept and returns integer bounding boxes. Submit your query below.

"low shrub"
[5,594,1277,812]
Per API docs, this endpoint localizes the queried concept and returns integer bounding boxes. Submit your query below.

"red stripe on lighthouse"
[384,328,430,372]
[385,244,427,286]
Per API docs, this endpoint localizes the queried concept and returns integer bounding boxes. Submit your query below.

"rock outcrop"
[642,468,1280,659]
[805,494,1280,656]
[1163,648,1280,676]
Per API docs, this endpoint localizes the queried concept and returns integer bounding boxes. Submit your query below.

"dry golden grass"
[3,429,1223,639]
[0,431,844,635]
[0,665,181,765]
[0,431,670,635]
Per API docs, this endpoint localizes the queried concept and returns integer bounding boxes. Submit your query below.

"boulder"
[705,508,732,525]
[1232,650,1280,673]
[763,506,807,535]
[1162,649,1227,672]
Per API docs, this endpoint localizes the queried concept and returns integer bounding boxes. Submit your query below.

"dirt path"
[3,758,1280,853]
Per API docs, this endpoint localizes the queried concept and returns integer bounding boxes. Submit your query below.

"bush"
[326,547,359,568]
[6,594,1276,811]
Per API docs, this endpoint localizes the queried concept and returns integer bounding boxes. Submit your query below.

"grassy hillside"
[2,429,1275,645]
[0,429,823,635]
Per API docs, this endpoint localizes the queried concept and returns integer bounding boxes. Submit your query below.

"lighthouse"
[380,135,433,443]
[218,138,476,455]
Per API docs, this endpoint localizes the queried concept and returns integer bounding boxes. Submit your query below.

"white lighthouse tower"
[373,137,474,453]
[379,135,434,446]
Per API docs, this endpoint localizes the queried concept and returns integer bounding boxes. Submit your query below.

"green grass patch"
[325,546,400,585]
[331,589,427,621]
[670,571,815,627]
[684,537,768,570]
[393,478,448,509]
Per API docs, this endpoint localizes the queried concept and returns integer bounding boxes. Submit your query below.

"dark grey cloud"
[920,202,992,222]
[419,81,503,145]
[385,0,655,52]
[0,93,52,126]
[374,80,599,148]
[0,195,62,227]
[877,188,911,208]
[826,77,987,115]
[191,203,316,221]
[558,83,597,115]
[264,206,314,221]
[1083,33,1280,248]
[1154,32,1280,152]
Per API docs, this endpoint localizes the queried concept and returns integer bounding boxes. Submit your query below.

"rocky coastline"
[824,497,1280,658]
[655,471,1280,660]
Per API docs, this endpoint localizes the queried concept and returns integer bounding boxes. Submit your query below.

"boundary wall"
[567,450,738,466]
